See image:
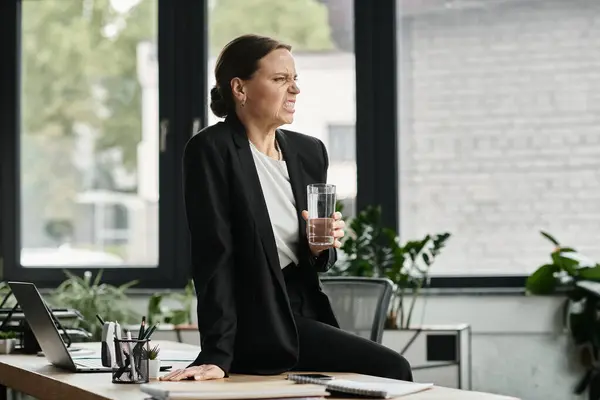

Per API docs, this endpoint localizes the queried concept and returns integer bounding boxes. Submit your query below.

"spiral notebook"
[286,375,433,399]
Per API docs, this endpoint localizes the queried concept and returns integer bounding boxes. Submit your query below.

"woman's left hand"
[301,210,345,256]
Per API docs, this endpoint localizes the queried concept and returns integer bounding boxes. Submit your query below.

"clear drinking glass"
[307,184,336,246]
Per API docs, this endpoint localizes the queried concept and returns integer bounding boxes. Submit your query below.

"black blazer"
[183,113,340,376]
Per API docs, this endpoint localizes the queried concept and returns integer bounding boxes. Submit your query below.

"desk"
[0,341,519,400]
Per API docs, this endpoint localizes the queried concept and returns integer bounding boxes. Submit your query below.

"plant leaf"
[551,253,579,276]
[422,253,431,266]
[169,309,189,325]
[92,269,103,287]
[579,266,600,281]
[526,264,559,294]
[559,247,577,253]
[540,231,560,246]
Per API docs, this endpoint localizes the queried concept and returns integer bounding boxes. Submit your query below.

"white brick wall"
[399,0,600,275]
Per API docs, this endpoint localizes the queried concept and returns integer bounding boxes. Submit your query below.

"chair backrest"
[319,276,394,343]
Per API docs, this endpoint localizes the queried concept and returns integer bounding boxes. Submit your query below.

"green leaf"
[92,270,103,287]
[422,253,431,266]
[551,253,579,275]
[559,247,577,253]
[169,309,189,326]
[540,231,560,246]
[118,279,139,291]
[579,266,600,281]
[147,294,163,324]
[526,264,559,294]
[52,269,139,340]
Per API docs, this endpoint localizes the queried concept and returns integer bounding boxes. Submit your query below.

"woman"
[160,34,413,382]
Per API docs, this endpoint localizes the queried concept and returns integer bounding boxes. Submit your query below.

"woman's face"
[235,48,300,126]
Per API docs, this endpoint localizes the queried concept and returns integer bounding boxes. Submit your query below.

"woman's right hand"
[159,364,225,381]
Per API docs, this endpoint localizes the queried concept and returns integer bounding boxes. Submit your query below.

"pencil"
[138,316,146,340]
[143,324,158,340]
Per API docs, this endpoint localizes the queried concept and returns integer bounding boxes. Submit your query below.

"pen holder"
[112,338,150,384]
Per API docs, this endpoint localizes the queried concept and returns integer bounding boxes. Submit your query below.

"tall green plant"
[526,231,600,398]
[147,279,195,326]
[332,205,396,277]
[332,205,451,328]
[386,232,450,329]
[52,270,139,340]
[527,231,600,294]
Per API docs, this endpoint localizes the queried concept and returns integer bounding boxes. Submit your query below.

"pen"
[96,314,105,326]
[138,316,146,340]
[143,323,158,340]
[126,330,137,380]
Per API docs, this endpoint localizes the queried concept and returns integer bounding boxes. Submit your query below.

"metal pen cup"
[112,338,150,384]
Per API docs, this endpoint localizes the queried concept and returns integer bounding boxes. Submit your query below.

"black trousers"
[282,265,413,382]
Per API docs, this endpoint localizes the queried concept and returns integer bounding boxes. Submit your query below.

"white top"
[249,141,300,268]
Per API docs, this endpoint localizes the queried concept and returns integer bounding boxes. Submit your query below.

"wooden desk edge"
[0,361,109,400]
[0,341,521,400]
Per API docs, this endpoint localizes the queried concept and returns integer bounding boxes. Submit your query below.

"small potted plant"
[145,344,161,379]
[0,331,17,354]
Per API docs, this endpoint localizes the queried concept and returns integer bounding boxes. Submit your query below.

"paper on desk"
[37,348,99,359]
[68,349,195,361]
[325,379,433,397]
[140,381,327,400]
[159,350,197,362]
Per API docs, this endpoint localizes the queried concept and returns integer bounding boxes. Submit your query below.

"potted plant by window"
[526,231,600,399]
[331,204,451,329]
[327,205,473,388]
[51,270,139,341]
[147,279,196,329]
[0,331,17,354]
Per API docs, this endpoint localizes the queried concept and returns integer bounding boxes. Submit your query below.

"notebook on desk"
[140,381,328,400]
[286,374,433,398]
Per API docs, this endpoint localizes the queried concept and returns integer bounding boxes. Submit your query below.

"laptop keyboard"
[75,359,105,368]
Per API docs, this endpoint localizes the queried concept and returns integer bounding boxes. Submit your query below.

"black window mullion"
[0,0,20,282]
[169,0,210,288]
[354,0,399,232]
[157,0,188,289]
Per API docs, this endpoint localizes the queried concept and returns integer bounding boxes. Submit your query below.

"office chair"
[319,276,394,344]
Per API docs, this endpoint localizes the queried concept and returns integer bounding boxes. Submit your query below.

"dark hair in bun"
[210,86,228,118]
[211,34,291,118]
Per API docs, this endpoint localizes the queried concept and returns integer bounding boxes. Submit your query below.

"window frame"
[0,0,206,289]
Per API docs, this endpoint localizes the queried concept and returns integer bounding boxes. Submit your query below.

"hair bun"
[210,86,229,118]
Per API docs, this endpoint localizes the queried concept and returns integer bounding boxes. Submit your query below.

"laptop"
[8,281,111,373]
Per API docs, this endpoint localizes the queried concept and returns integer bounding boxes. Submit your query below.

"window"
[328,124,355,163]
[207,0,357,218]
[19,0,159,267]
[1,0,191,288]
[397,0,600,276]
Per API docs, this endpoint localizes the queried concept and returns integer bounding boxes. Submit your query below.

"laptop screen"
[7,281,75,369]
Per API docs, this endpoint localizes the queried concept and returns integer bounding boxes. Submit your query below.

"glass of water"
[307,184,336,246]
